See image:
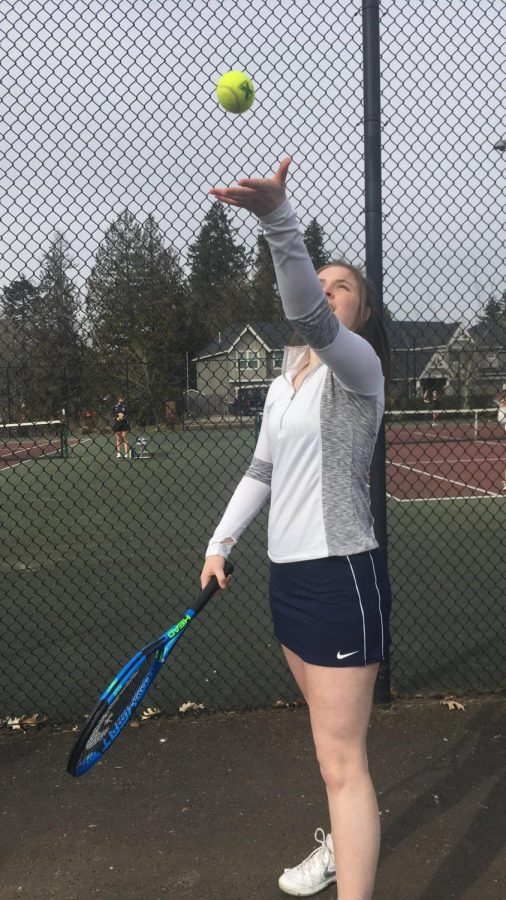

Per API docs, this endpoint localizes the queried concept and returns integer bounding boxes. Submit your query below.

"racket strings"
[73,649,161,772]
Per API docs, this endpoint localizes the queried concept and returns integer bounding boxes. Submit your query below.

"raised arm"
[259,199,383,395]
[209,159,383,396]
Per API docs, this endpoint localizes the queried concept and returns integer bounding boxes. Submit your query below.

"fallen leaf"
[140,707,161,720]
[20,713,48,728]
[178,701,205,714]
[7,717,22,731]
[440,699,465,711]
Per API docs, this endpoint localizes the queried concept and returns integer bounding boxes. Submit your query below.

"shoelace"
[294,827,333,876]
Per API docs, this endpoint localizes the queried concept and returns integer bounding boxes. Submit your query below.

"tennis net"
[385,407,504,445]
[0,420,68,464]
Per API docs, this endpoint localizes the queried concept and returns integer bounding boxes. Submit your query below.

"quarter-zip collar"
[281,344,324,385]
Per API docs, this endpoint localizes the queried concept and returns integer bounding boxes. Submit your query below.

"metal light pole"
[362,0,390,703]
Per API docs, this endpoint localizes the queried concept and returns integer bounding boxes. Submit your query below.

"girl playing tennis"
[201,158,391,900]
[112,395,130,458]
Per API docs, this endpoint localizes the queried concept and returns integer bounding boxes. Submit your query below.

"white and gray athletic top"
[206,198,384,564]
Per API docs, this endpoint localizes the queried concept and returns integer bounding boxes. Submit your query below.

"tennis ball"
[216,71,255,114]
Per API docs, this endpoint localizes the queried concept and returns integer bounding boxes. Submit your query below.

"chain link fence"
[0,0,504,721]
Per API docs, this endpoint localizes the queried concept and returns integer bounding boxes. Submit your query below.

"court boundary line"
[0,437,92,473]
[386,492,503,503]
[415,456,504,465]
[386,459,502,500]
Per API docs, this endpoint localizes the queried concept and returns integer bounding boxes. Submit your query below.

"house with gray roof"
[190,318,506,416]
[388,320,462,405]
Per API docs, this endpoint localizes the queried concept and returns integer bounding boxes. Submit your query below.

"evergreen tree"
[250,232,283,322]
[85,211,190,423]
[478,290,506,327]
[303,219,330,270]
[1,276,39,327]
[187,203,250,345]
[32,233,83,417]
[0,276,40,418]
[86,211,144,354]
[131,215,190,421]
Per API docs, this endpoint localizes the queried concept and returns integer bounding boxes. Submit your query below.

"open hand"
[209,157,291,218]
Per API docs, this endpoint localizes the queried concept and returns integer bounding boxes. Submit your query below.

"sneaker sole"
[278,873,336,896]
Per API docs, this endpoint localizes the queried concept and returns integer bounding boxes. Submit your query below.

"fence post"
[362,0,390,703]
[6,363,12,422]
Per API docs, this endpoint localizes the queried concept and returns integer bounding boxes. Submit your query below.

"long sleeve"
[260,199,383,396]
[206,401,272,558]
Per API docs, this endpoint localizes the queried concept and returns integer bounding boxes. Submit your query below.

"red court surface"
[1,421,504,503]
[387,425,505,500]
[0,440,62,468]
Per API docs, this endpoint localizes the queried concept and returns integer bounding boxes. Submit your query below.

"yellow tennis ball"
[216,71,255,114]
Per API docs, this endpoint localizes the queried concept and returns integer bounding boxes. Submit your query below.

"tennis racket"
[67,560,234,777]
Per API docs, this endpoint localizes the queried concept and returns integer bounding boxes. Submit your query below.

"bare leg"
[282,645,309,703]
[305,662,380,900]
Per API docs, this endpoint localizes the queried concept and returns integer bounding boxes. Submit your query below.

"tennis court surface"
[386,408,505,501]
[0,697,504,900]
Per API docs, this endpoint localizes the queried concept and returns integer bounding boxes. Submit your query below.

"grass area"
[0,427,503,718]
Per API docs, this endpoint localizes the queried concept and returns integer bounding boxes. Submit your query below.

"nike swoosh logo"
[336,650,359,659]
[323,865,337,879]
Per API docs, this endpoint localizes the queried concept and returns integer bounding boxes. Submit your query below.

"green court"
[0,426,503,720]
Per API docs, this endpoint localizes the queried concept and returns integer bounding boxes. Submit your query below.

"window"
[485,352,499,369]
[271,350,284,371]
[237,350,259,371]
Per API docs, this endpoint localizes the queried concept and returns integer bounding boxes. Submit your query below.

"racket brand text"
[167,614,192,639]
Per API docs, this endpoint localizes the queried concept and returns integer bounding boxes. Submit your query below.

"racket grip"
[193,560,235,614]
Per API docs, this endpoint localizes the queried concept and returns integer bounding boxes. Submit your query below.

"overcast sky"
[0,0,504,323]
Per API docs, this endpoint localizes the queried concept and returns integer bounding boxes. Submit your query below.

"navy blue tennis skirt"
[269,549,391,667]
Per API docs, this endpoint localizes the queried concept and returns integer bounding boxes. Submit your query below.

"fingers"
[200,555,231,591]
[211,157,292,195]
[208,197,244,208]
[209,188,271,214]
[237,157,291,187]
[209,156,291,216]
[208,187,259,210]
[274,156,292,184]
[209,187,258,201]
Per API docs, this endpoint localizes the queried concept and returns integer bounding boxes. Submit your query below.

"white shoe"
[116,452,122,458]
[278,828,336,896]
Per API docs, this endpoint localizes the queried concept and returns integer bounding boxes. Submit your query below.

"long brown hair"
[316,260,391,382]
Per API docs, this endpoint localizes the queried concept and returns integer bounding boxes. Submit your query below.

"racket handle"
[193,560,235,614]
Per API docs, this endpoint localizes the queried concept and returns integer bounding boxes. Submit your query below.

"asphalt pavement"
[0,696,505,900]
